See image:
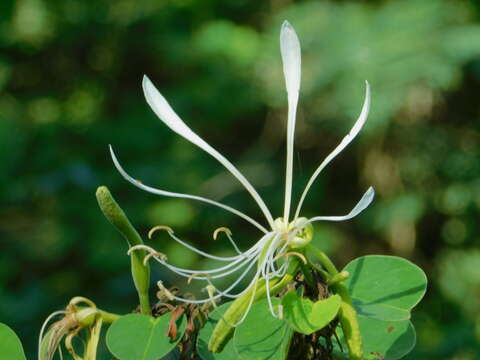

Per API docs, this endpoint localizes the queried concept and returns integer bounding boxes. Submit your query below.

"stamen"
[150,226,247,262]
[127,244,157,256]
[120,233,273,306]
[213,226,242,254]
[68,297,96,309]
[157,281,175,301]
[148,225,174,239]
[261,234,283,317]
[168,252,257,279]
[213,227,232,240]
[38,310,67,360]
[159,252,264,305]
[155,302,176,311]
[143,252,168,265]
[127,244,167,265]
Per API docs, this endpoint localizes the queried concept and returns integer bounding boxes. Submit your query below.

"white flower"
[110,21,373,318]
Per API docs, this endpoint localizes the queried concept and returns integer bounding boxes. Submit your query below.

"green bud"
[96,186,151,315]
[75,308,98,328]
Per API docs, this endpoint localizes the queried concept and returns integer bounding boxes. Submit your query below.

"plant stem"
[299,261,316,289]
[306,244,338,276]
[306,244,362,360]
[96,186,151,316]
[98,309,121,324]
[208,259,299,353]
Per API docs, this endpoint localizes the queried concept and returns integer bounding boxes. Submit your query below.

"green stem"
[96,186,151,316]
[98,309,121,324]
[306,244,362,360]
[76,307,122,324]
[306,244,338,276]
[299,261,316,289]
[208,259,299,353]
[329,271,350,286]
[308,260,331,281]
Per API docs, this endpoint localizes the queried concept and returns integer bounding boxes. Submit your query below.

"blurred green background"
[1,0,480,358]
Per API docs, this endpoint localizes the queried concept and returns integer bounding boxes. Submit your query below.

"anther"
[148,225,174,239]
[127,244,157,256]
[68,296,96,309]
[213,226,242,254]
[213,227,232,240]
[157,281,175,301]
[143,251,168,266]
[155,302,176,312]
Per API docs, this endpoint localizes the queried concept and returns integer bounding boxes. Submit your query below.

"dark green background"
[1,0,480,358]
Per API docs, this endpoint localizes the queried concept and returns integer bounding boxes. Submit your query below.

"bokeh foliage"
[1,0,480,358]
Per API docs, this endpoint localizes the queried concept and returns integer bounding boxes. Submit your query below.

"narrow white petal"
[280,21,301,94]
[307,186,375,223]
[280,21,301,222]
[142,75,274,228]
[294,81,371,219]
[110,146,268,233]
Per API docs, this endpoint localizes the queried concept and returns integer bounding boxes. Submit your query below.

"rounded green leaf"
[335,316,416,360]
[197,302,237,360]
[343,255,427,321]
[234,298,293,360]
[0,323,26,360]
[106,313,186,360]
[281,291,341,335]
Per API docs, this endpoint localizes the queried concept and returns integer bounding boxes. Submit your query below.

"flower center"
[273,217,313,249]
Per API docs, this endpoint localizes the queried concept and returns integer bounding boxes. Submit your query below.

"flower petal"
[294,81,371,219]
[110,145,268,233]
[280,20,301,95]
[142,75,274,227]
[307,186,375,223]
[280,21,301,222]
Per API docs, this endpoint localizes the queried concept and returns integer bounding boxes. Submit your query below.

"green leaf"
[234,298,293,360]
[197,302,237,360]
[343,255,427,321]
[0,323,26,360]
[281,291,341,335]
[335,316,416,360]
[106,313,186,360]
